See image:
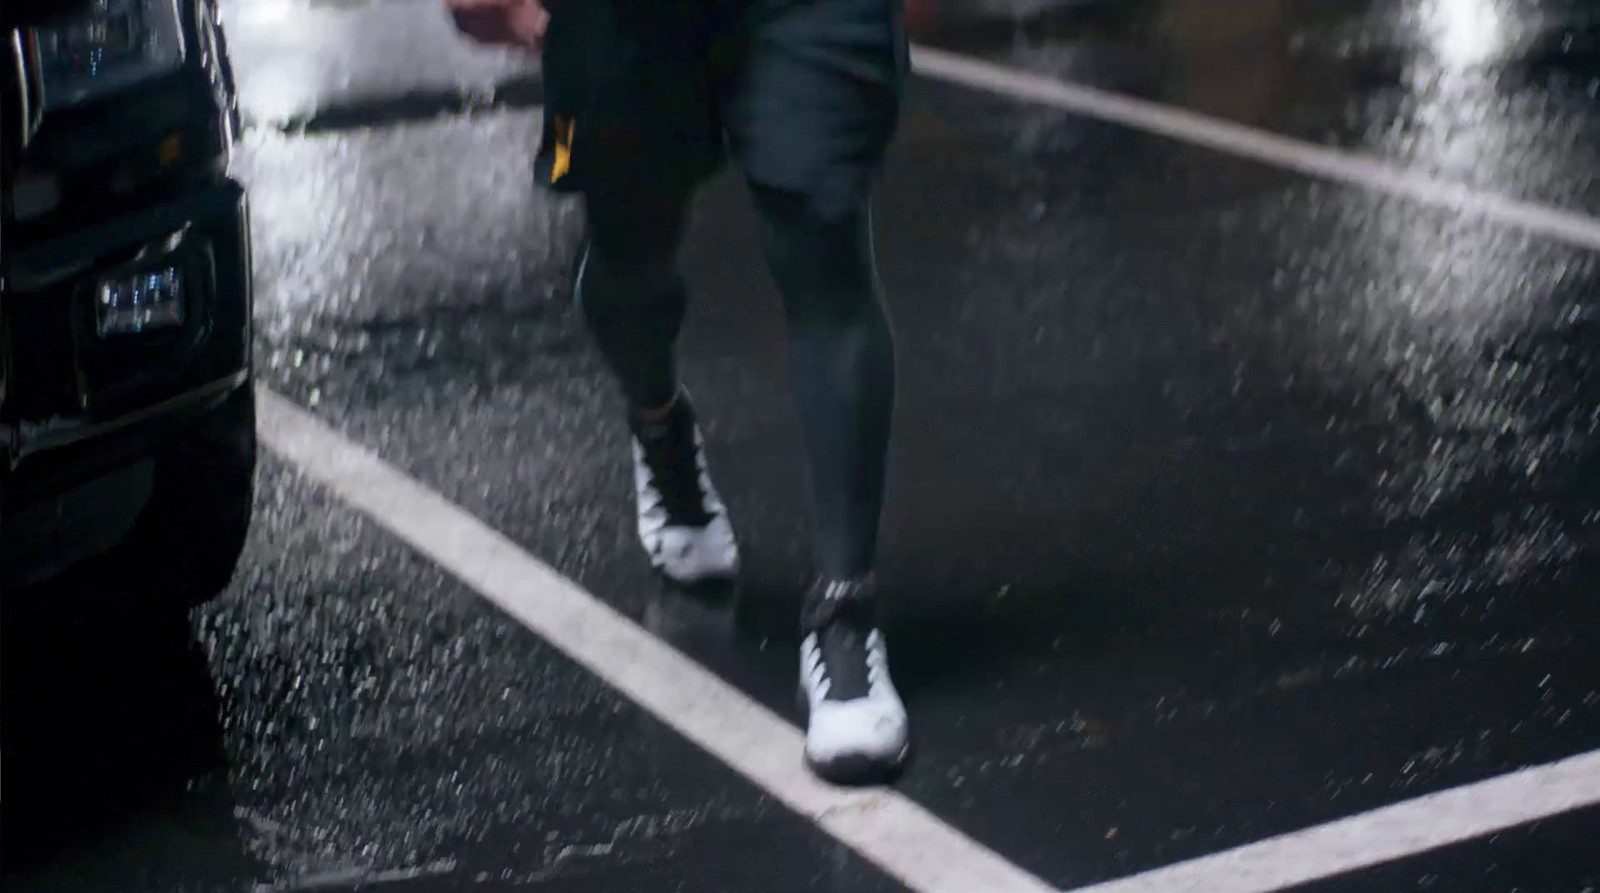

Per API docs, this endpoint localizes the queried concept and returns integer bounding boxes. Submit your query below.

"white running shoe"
[629,395,739,585]
[799,578,910,784]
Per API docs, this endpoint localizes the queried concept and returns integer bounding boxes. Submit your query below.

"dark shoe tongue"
[801,579,879,702]
[819,618,873,701]
[634,400,712,525]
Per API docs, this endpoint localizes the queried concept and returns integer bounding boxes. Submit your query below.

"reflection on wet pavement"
[1,457,899,892]
[219,0,540,129]
[914,0,1600,214]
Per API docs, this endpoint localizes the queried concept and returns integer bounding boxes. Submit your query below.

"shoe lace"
[639,419,713,526]
[804,582,878,701]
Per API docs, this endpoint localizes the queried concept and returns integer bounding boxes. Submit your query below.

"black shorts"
[534,0,910,216]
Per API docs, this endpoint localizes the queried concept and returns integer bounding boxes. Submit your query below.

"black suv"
[2,0,255,602]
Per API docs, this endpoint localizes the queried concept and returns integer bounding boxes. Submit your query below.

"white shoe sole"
[797,686,912,785]
[641,517,739,586]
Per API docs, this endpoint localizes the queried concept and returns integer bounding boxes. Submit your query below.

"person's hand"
[444,0,549,51]
[902,0,937,31]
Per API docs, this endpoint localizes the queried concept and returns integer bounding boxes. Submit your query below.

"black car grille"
[3,284,80,422]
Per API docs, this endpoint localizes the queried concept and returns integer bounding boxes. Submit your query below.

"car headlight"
[30,0,186,111]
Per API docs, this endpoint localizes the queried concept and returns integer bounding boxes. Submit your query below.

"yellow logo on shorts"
[551,116,576,183]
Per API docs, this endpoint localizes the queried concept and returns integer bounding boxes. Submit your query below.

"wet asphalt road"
[5,0,1600,890]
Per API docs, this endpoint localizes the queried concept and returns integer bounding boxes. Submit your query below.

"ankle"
[803,575,878,631]
[816,570,875,590]
[636,397,677,424]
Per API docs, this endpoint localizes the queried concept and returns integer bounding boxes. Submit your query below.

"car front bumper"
[1,177,253,582]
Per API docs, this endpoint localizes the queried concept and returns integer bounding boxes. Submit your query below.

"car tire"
[110,383,257,608]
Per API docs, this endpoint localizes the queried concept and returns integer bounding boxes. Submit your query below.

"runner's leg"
[750,184,895,582]
[717,0,912,781]
[577,186,693,413]
[578,185,741,584]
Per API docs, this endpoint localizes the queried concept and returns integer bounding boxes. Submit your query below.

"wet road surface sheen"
[4,456,904,893]
[6,0,1600,889]
[912,0,1600,216]
[239,83,1599,886]
[1289,805,1600,893]
[219,0,540,129]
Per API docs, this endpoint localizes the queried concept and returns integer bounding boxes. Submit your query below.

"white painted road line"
[260,383,1600,892]
[255,386,1059,893]
[910,45,1600,255]
[1074,748,1600,893]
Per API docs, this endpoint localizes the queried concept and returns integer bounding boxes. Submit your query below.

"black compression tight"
[577,184,896,580]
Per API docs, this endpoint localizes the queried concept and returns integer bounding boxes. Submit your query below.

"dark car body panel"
[1,0,254,586]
